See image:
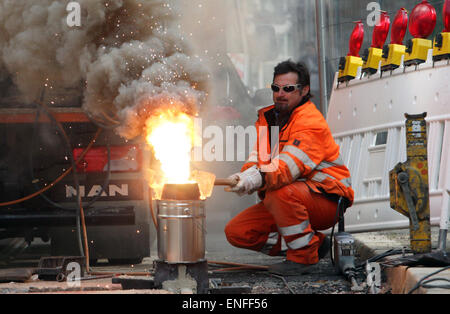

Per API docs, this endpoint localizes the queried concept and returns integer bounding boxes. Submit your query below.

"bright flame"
[145,109,195,199]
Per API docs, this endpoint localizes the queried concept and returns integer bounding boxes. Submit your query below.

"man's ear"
[301,86,310,97]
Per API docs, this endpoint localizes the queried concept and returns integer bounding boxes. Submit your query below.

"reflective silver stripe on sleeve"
[286,232,314,250]
[341,177,352,187]
[282,145,317,170]
[316,162,331,171]
[279,220,310,237]
[260,232,279,255]
[281,237,287,252]
[311,172,330,183]
[312,172,352,187]
[316,154,345,170]
[278,153,300,179]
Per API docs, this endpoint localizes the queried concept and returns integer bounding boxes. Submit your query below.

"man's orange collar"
[257,100,313,116]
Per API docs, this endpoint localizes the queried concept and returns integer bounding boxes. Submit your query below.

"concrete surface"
[385,266,450,294]
[352,226,450,294]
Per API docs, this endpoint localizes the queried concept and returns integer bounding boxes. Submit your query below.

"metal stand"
[438,229,448,253]
[437,189,449,254]
[153,259,209,294]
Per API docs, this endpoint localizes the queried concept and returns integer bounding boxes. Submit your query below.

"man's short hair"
[273,60,312,101]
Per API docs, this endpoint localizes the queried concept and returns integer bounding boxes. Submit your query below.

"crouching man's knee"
[224,220,241,247]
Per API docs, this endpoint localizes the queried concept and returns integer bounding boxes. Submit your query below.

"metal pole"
[235,0,249,86]
[438,189,449,253]
[315,0,328,117]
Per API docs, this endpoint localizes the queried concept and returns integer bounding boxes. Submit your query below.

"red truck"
[0,104,151,265]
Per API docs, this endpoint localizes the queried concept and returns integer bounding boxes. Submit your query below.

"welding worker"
[224,60,354,276]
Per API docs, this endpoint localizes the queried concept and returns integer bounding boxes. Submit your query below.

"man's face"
[272,72,309,114]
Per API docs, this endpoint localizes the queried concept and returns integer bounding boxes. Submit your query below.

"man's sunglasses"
[271,84,302,93]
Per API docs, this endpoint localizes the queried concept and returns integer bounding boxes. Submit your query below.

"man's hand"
[225,166,263,196]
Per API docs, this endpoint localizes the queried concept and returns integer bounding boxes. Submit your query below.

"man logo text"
[66,184,129,198]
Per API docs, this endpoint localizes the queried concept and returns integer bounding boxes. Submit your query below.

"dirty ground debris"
[0,249,377,295]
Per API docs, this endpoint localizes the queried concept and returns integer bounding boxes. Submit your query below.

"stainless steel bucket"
[156,200,206,263]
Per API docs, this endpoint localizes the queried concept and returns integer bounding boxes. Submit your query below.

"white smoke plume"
[0,0,209,139]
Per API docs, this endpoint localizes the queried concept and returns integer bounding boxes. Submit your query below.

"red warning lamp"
[372,11,390,48]
[338,21,364,84]
[348,21,364,57]
[443,0,450,32]
[391,8,408,44]
[405,1,436,67]
[409,0,436,38]
[432,0,450,63]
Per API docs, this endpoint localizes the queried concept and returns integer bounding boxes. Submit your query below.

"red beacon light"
[381,9,408,73]
[362,12,390,76]
[405,1,436,67]
[432,0,450,63]
[444,0,450,32]
[338,21,364,85]
[391,8,408,45]
[348,20,364,57]
[372,11,390,49]
[409,0,437,39]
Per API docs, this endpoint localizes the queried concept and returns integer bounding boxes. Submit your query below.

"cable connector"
[344,270,366,292]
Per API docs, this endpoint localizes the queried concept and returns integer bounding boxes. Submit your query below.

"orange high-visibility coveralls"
[225,101,354,265]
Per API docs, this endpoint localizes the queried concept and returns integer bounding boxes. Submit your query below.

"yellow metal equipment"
[381,44,406,73]
[362,47,383,76]
[389,112,431,254]
[404,38,433,67]
[338,55,363,85]
[432,32,450,63]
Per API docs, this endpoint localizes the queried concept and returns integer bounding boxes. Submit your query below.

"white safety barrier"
[327,51,450,233]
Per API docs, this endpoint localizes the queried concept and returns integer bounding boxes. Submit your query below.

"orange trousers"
[224,182,338,265]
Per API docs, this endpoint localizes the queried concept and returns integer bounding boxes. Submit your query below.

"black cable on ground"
[407,265,450,294]
[329,197,342,267]
[420,277,450,289]
[269,273,295,294]
[355,248,414,271]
